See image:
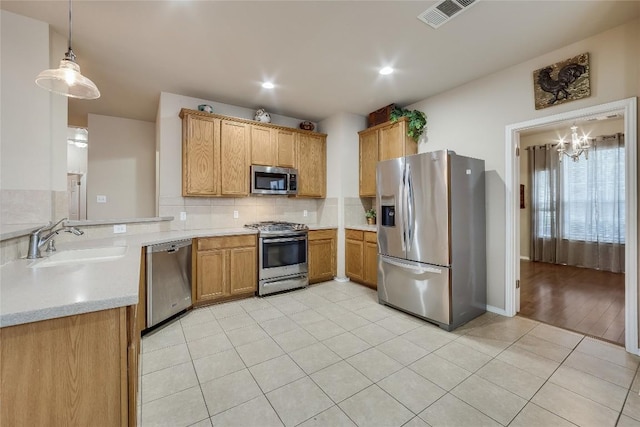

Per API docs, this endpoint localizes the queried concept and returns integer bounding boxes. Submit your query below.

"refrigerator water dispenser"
[381,204,395,227]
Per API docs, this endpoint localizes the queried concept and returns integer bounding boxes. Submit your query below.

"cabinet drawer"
[309,229,336,241]
[198,234,256,251]
[345,229,363,241]
[364,231,377,243]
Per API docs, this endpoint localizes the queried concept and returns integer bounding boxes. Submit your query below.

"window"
[533,169,553,239]
[560,144,625,243]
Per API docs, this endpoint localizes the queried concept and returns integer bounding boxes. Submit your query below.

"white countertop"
[307,225,338,230]
[0,228,256,328]
[0,217,174,241]
[345,225,377,232]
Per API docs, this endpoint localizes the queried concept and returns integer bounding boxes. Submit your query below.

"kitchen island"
[0,227,256,426]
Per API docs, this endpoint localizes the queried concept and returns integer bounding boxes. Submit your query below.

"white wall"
[318,112,367,278]
[519,118,625,259]
[87,114,155,219]
[407,19,639,310]
[0,10,67,225]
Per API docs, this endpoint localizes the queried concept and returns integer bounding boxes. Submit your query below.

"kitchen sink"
[29,246,127,268]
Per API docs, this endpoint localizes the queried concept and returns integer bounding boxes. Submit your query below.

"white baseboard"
[520,256,530,261]
[333,276,350,283]
[487,304,509,316]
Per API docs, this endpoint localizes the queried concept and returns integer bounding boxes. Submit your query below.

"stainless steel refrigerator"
[377,150,486,331]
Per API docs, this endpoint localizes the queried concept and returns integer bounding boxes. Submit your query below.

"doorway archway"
[504,97,638,354]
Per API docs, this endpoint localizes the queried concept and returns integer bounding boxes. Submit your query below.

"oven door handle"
[262,236,307,244]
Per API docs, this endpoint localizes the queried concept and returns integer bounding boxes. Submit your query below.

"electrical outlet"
[97,195,107,203]
[113,224,126,234]
[180,211,187,221]
[303,210,308,217]
[233,210,239,219]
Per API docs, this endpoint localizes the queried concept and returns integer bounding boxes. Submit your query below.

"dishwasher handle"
[147,239,192,254]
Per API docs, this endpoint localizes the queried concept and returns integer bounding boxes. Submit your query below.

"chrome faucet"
[26,218,84,259]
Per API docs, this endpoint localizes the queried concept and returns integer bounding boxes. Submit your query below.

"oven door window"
[255,172,287,191]
[263,238,306,268]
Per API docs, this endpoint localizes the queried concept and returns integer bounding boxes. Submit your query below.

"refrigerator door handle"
[381,256,443,274]
[399,168,406,252]
[402,165,410,251]
[406,162,415,248]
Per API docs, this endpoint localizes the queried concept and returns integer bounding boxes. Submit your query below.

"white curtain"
[528,133,625,273]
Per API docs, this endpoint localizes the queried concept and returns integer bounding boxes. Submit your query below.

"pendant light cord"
[65,0,76,62]
[68,0,72,51]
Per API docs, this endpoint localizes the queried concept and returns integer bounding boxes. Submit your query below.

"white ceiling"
[3,1,639,125]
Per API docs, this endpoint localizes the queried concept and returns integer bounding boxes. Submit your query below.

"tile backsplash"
[1,189,52,225]
[159,196,332,231]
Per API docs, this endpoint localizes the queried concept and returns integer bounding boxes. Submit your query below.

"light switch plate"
[97,195,107,203]
[233,210,239,219]
[180,211,187,221]
[303,210,308,217]
[113,224,126,234]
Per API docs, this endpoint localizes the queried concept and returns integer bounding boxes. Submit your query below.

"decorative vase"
[254,108,271,123]
[299,121,315,131]
[367,217,375,225]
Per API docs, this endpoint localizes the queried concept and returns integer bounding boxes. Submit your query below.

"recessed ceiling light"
[262,82,275,89]
[379,67,394,75]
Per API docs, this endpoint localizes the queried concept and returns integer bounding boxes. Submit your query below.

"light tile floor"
[139,281,640,427]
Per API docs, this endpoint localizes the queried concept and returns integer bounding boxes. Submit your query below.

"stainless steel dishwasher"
[146,239,192,328]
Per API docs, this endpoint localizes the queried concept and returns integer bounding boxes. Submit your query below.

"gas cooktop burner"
[244,221,309,233]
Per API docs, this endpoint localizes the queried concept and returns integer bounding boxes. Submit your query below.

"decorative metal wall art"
[533,53,590,110]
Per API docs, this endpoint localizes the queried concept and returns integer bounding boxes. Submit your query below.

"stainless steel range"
[244,221,309,296]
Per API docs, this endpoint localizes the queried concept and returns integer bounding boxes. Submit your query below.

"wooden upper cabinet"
[276,129,296,168]
[250,125,275,166]
[220,120,250,196]
[297,133,327,198]
[358,117,417,197]
[251,127,296,168]
[379,121,406,161]
[181,109,325,197]
[182,114,219,196]
[359,130,378,198]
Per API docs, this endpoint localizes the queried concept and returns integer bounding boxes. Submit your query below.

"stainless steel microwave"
[250,165,298,195]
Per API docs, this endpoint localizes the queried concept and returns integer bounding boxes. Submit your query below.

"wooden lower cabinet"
[345,231,364,282]
[194,234,257,304]
[363,233,378,286]
[345,229,378,289]
[0,306,139,426]
[308,229,337,284]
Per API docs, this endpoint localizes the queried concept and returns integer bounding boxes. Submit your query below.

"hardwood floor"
[519,260,625,346]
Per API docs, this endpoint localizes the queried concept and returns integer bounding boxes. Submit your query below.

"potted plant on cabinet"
[366,208,376,225]
[389,106,427,142]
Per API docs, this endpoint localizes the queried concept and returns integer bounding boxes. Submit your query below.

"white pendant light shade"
[36,57,100,99]
[35,0,100,100]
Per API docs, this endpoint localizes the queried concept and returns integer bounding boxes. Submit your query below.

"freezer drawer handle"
[382,257,443,274]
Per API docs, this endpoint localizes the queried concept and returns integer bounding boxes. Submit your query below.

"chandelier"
[556,124,590,162]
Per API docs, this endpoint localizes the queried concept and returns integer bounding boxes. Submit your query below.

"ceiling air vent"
[418,0,479,29]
